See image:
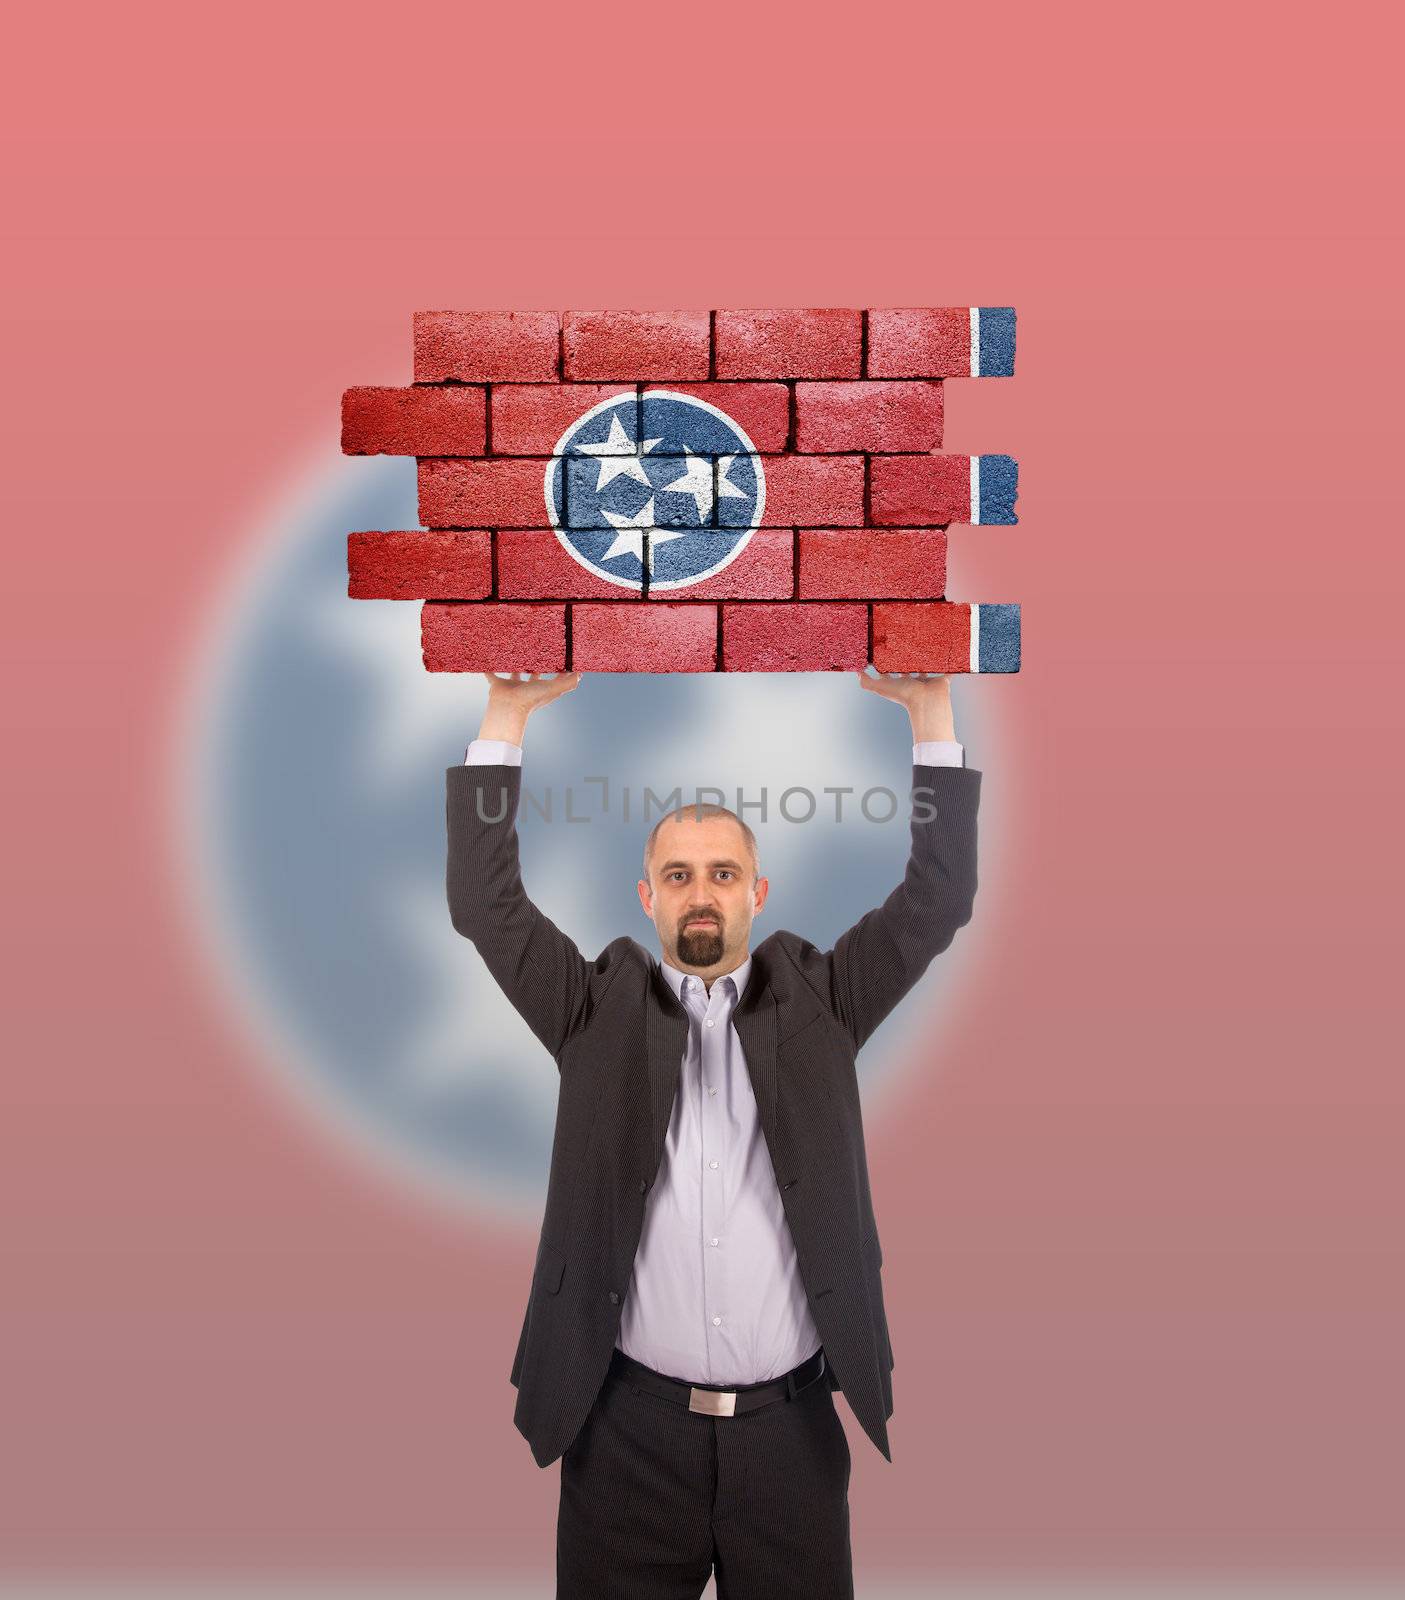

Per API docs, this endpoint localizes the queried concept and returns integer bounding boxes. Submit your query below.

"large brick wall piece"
[344,307,1022,673]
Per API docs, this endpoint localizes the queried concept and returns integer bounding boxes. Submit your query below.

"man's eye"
[717,871,733,880]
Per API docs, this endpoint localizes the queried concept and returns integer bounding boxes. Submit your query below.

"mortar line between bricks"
[709,311,716,379]
[490,527,499,599]
[791,526,800,601]
[863,453,872,526]
[557,318,565,382]
[484,386,493,455]
[565,601,573,670]
[715,596,723,672]
[860,310,869,381]
[785,382,796,451]
[866,602,874,669]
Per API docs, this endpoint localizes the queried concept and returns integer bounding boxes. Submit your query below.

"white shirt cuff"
[913,740,964,767]
[465,738,523,765]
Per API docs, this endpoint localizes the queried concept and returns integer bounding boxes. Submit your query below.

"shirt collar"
[660,950,752,1004]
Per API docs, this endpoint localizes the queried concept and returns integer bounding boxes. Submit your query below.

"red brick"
[422,601,566,672]
[563,311,710,380]
[571,603,717,671]
[644,383,790,451]
[341,386,486,456]
[418,458,548,528]
[722,603,867,671]
[491,385,635,455]
[871,602,971,672]
[348,529,491,600]
[798,530,946,599]
[794,381,942,453]
[714,309,861,379]
[757,456,864,526]
[649,529,793,600]
[497,528,642,598]
[869,455,971,526]
[866,308,970,378]
[414,311,560,382]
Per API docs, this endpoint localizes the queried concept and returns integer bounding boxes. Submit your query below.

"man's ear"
[637,877,654,920]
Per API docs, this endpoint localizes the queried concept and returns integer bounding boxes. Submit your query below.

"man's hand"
[477,670,583,744]
[855,668,956,742]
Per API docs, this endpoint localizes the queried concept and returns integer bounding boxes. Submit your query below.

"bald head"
[642,802,759,887]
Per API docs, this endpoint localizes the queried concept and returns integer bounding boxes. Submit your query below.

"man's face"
[638,812,769,973]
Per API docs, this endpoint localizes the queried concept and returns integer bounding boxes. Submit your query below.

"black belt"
[607,1345,827,1417]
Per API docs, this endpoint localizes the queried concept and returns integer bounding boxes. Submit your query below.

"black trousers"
[556,1350,853,1598]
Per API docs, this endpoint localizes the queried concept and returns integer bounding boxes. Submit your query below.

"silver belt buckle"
[689,1385,737,1417]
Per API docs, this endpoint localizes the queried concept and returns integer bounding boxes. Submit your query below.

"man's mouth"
[687,918,717,927]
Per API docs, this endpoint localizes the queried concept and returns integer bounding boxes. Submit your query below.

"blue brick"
[977,307,1016,377]
[978,603,1021,672]
[977,454,1019,524]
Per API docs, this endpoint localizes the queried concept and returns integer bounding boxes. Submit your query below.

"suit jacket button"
[609,1290,620,1305]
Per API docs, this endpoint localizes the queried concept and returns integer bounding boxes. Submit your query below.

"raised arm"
[446,671,596,1062]
[800,672,981,1052]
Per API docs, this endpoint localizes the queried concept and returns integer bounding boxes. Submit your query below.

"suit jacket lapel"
[732,978,778,1150]
[645,965,689,1164]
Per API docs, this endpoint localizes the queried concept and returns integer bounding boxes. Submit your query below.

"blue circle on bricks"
[543,390,766,591]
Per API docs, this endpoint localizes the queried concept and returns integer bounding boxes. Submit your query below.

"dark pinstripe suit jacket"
[446,757,981,1468]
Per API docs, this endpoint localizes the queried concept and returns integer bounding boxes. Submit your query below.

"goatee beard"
[678,923,723,966]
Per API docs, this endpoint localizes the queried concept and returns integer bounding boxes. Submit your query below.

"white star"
[598,499,690,571]
[717,454,749,501]
[598,498,657,566]
[574,414,662,491]
[658,451,715,522]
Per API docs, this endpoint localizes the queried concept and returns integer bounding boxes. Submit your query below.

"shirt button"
[712,1316,722,1326]
[708,1087,717,1097]
[608,1291,620,1305]
[709,1160,719,1169]
[710,1237,719,1247]
[705,1019,715,1028]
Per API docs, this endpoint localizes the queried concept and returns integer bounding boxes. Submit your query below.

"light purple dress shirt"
[463,733,965,1384]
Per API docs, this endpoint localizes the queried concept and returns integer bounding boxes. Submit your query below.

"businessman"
[446,668,981,1598]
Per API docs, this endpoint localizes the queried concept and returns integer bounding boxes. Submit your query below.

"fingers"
[483,670,584,692]
[857,667,947,684]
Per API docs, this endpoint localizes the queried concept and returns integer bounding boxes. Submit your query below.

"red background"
[3,0,1401,1586]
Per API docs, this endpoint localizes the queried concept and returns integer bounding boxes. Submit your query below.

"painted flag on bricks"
[343,307,1021,674]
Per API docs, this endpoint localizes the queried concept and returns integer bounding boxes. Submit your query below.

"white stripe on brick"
[969,454,981,524]
[969,603,981,672]
[969,306,980,376]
